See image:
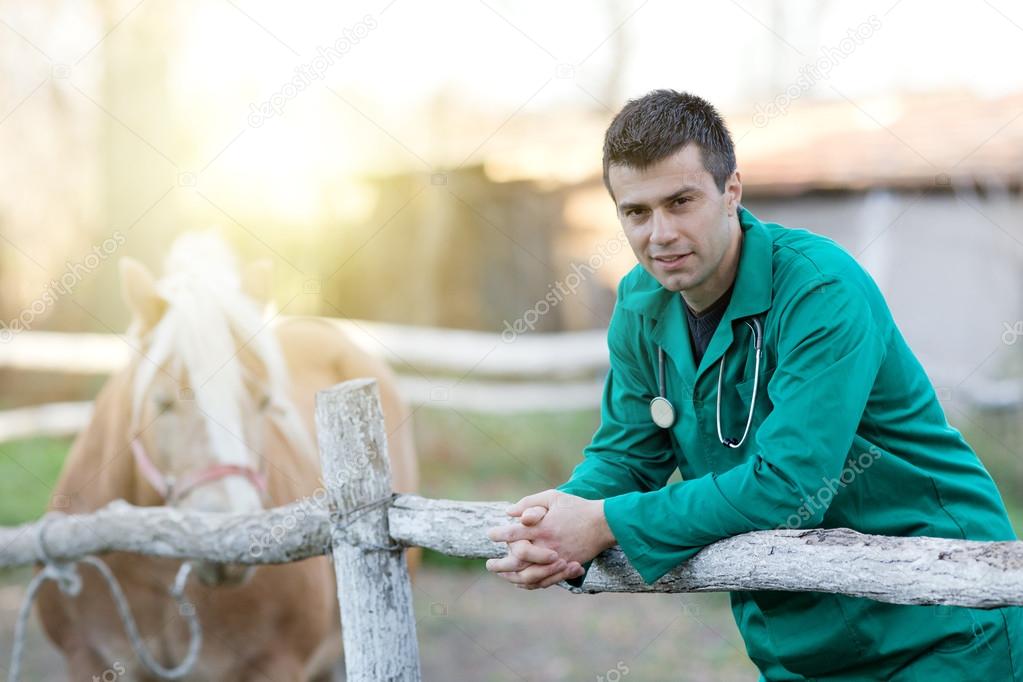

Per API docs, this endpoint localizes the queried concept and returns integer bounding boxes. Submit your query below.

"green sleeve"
[556,279,678,586]
[557,278,678,499]
[602,277,889,584]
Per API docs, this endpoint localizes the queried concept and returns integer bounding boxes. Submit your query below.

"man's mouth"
[652,253,691,267]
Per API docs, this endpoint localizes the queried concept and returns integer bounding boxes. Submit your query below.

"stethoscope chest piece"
[649,396,676,429]
[650,316,765,443]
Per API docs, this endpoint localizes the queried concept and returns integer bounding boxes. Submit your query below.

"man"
[485,89,1023,680]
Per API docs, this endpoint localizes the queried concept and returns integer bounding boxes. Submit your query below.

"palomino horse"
[36,233,420,681]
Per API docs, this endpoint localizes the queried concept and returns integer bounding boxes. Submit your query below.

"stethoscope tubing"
[652,316,763,448]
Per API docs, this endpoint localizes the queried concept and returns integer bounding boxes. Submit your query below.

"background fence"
[0,320,608,446]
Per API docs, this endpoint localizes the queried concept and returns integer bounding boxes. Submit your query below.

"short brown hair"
[602,89,737,198]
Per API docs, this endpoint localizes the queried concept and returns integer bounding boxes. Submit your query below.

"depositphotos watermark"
[596,661,629,682]
[1002,320,1023,345]
[247,453,376,558]
[752,14,882,129]
[92,660,126,682]
[247,15,378,127]
[0,231,127,344]
[781,445,883,530]
[501,232,628,342]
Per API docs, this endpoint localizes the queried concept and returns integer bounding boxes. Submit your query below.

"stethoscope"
[649,317,763,448]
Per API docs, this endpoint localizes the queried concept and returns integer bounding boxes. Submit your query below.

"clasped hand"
[485,489,615,590]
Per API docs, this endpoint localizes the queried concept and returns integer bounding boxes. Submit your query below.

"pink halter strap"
[130,437,268,504]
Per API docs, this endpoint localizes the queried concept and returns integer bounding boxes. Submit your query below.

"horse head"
[117,232,311,586]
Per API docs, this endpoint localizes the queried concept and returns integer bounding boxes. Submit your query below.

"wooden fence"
[0,322,609,444]
[3,379,1023,680]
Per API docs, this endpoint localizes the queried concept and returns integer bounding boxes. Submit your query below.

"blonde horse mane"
[127,231,316,468]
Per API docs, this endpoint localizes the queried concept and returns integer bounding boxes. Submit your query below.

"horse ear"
[242,258,274,306]
[119,257,167,332]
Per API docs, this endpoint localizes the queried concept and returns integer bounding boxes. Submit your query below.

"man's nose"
[649,210,678,245]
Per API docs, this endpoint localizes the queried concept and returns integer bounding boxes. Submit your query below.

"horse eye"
[155,396,175,414]
[258,394,272,411]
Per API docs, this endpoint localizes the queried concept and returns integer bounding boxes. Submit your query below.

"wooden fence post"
[315,378,421,681]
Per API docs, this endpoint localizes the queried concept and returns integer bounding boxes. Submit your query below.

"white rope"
[7,513,203,681]
[331,492,403,551]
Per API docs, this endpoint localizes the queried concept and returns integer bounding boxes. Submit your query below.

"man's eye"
[673,197,689,206]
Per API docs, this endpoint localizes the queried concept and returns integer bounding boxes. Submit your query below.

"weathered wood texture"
[387,496,1023,608]
[3,495,1022,609]
[315,378,421,682]
[0,499,332,567]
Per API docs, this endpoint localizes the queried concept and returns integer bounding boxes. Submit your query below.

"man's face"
[609,144,741,300]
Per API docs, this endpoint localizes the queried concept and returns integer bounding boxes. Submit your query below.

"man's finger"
[486,523,533,543]
[536,562,585,589]
[508,539,558,563]
[505,489,557,516]
[485,555,530,573]
[519,505,547,526]
[496,559,567,586]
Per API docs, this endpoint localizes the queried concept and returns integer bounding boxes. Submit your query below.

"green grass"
[411,405,602,569]
[1005,501,1023,537]
[411,405,600,504]
[0,436,71,526]
[950,413,1023,537]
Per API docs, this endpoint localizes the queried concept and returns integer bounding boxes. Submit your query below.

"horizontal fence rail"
[0,401,93,442]
[0,375,606,444]
[0,322,610,380]
[0,322,611,443]
[3,495,1022,609]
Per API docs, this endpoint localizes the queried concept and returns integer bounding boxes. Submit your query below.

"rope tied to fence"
[330,492,403,552]
[8,512,203,682]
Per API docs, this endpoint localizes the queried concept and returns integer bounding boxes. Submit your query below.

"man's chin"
[654,273,693,292]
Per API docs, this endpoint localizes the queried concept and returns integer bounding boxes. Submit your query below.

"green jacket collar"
[619,205,775,387]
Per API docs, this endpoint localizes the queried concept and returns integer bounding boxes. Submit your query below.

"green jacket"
[557,206,1023,680]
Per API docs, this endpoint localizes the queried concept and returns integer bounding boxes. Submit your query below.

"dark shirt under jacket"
[682,283,734,366]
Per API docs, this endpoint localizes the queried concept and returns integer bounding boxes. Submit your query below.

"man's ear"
[241,258,274,307]
[726,170,743,216]
[119,257,167,333]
